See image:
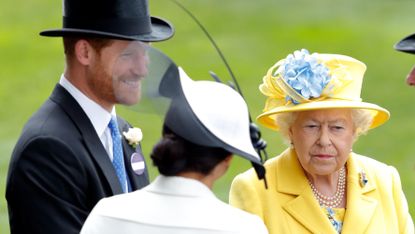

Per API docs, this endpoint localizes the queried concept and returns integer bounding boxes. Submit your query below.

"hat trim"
[62,16,152,36]
[257,99,390,131]
[40,16,174,42]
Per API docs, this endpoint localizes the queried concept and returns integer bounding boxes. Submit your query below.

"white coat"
[81,175,268,234]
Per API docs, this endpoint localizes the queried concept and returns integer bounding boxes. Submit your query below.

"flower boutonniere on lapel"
[122,127,143,148]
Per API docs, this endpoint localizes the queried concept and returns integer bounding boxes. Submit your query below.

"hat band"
[63,16,152,36]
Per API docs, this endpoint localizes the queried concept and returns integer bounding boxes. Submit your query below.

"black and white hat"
[163,67,263,166]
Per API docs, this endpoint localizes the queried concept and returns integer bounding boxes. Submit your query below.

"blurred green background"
[1,0,415,233]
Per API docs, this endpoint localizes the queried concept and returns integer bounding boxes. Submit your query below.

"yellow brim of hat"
[257,99,390,131]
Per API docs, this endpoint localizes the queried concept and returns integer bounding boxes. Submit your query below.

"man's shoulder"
[12,96,84,158]
[24,98,78,137]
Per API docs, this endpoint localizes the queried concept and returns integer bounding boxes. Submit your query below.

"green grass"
[1,0,415,233]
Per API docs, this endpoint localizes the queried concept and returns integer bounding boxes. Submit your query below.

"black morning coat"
[6,84,149,234]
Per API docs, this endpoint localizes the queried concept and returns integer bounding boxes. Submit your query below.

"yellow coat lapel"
[342,153,378,233]
[277,149,337,234]
[276,150,380,233]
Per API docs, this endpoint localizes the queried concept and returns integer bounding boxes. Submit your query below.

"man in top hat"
[5,0,174,233]
[394,33,415,86]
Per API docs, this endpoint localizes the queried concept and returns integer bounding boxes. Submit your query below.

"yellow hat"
[257,49,390,131]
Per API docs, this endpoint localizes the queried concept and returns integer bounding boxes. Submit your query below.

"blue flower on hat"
[276,49,331,104]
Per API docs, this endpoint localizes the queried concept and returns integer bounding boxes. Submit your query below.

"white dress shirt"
[81,176,268,234]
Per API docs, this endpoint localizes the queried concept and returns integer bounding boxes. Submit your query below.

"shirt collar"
[59,74,116,138]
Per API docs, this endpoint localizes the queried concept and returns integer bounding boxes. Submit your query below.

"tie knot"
[108,117,120,138]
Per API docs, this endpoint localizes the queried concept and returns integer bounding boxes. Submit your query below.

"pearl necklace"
[308,167,346,208]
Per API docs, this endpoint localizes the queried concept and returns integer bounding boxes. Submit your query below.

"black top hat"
[40,0,174,42]
[394,33,415,54]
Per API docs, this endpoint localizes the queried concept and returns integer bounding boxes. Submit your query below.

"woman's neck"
[306,166,347,208]
[306,170,340,195]
[176,155,232,190]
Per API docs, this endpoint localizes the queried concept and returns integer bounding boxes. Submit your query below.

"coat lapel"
[278,149,336,234]
[342,154,378,233]
[118,120,149,191]
[276,150,379,233]
[50,84,123,194]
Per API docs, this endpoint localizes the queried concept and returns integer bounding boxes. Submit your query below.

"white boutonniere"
[123,127,143,148]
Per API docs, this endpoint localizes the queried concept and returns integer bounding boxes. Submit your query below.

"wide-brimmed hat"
[257,49,390,131]
[40,0,174,42]
[394,33,415,54]
[162,67,263,166]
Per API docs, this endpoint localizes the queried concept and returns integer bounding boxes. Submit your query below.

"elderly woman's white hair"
[275,109,374,145]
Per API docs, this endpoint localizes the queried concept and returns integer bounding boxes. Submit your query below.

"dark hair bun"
[151,134,187,175]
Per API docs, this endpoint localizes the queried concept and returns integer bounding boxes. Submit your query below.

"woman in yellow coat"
[229,49,414,234]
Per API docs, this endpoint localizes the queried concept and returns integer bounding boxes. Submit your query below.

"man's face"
[406,65,415,86]
[87,40,149,108]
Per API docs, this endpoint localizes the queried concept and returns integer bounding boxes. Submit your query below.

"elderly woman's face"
[289,109,355,176]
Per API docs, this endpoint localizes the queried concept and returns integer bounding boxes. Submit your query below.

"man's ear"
[74,39,94,65]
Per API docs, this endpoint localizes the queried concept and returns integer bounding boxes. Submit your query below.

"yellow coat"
[230,149,414,234]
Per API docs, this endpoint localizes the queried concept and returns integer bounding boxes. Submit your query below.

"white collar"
[59,74,116,138]
[145,175,215,198]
